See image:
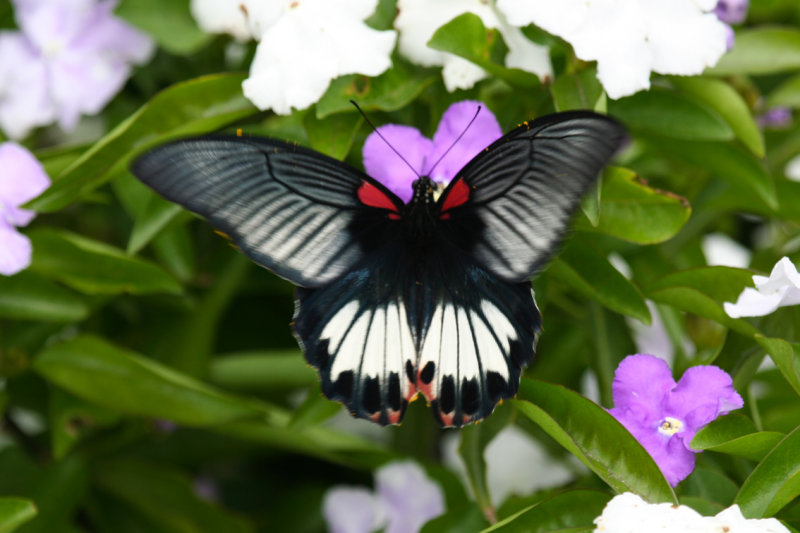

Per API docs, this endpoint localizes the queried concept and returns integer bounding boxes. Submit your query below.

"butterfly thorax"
[404,177,441,242]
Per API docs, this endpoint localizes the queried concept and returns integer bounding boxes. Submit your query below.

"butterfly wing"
[437,111,625,283]
[293,245,418,426]
[132,136,402,288]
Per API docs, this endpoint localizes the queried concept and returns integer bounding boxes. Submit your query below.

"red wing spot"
[440,179,470,213]
[357,180,399,213]
[389,213,401,220]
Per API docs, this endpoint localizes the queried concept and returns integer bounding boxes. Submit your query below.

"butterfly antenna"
[427,105,482,178]
[350,100,420,179]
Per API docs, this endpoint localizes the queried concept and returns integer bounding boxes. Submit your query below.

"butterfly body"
[132,110,624,427]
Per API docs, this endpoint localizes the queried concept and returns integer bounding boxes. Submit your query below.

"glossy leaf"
[711,27,800,75]
[303,112,362,160]
[548,240,651,324]
[33,335,269,425]
[483,489,611,533]
[577,167,691,244]
[736,425,800,517]
[28,74,256,212]
[670,77,764,157]
[551,68,603,112]
[0,498,36,533]
[514,379,676,504]
[209,351,317,391]
[0,272,88,322]
[428,13,541,88]
[646,267,761,338]
[649,138,777,211]
[692,414,785,462]
[756,336,800,397]
[29,229,181,295]
[608,88,733,141]
[768,74,800,109]
[116,0,210,54]
[126,192,184,255]
[94,460,252,533]
[316,62,436,118]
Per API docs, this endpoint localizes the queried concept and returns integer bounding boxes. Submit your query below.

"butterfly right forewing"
[437,111,625,283]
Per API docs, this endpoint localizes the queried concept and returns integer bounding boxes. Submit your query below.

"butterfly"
[132,109,624,428]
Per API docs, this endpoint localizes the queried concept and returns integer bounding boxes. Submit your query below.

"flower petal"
[428,100,502,183]
[594,492,706,530]
[0,142,51,208]
[724,286,788,318]
[242,2,395,114]
[322,486,382,533]
[363,124,433,203]
[0,222,33,276]
[0,32,55,139]
[610,354,675,422]
[666,365,743,438]
[190,0,252,40]
[375,461,445,533]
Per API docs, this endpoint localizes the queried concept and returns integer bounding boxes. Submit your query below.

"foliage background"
[1,0,800,531]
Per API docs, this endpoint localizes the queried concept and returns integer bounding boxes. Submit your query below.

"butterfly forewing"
[438,111,625,283]
[132,136,384,287]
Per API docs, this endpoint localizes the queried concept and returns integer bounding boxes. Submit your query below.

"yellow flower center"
[658,417,683,436]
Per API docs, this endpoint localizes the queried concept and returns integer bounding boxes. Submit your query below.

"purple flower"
[0,142,50,276]
[714,0,749,25]
[757,107,793,130]
[323,460,445,533]
[608,354,743,486]
[362,100,502,203]
[0,0,154,139]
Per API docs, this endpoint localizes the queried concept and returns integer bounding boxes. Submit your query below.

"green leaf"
[692,414,785,461]
[428,13,541,88]
[670,77,765,157]
[711,27,800,75]
[548,240,651,323]
[48,389,119,460]
[33,335,269,425]
[577,167,691,244]
[0,272,88,322]
[514,379,676,504]
[608,88,733,141]
[649,139,777,212]
[646,267,761,338]
[736,425,800,517]
[483,489,611,533]
[126,192,184,255]
[316,62,435,118]
[288,386,342,429]
[755,336,800,397]
[0,498,36,533]
[116,0,211,55]
[550,68,604,112]
[768,73,800,109]
[28,73,256,212]
[209,351,317,391]
[94,460,252,533]
[303,112,362,160]
[29,229,181,295]
[14,455,87,533]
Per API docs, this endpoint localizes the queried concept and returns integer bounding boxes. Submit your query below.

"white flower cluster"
[595,493,790,533]
[191,0,733,113]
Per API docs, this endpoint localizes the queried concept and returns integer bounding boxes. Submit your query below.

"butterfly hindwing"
[411,247,541,427]
[132,136,398,287]
[294,247,417,425]
[438,111,625,283]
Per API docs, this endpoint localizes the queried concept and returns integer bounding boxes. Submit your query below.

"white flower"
[190,0,251,41]
[442,425,573,506]
[497,0,728,99]
[395,0,551,92]
[785,153,800,182]
[241,0,396,115]
[724,257,800,318]
[702,233,751,268]
[593,493,790,532]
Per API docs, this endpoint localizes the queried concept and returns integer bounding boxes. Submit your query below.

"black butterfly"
[132,110,624,427]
